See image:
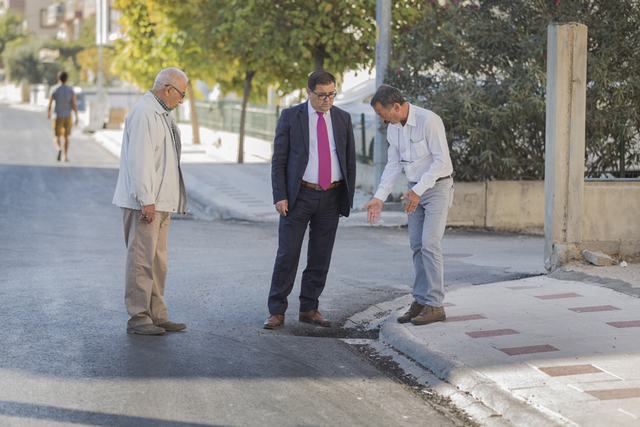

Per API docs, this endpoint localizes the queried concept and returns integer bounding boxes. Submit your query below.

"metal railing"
[185,101,376,163]
[191,100,279,142]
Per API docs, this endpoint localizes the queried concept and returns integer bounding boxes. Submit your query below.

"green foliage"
[388,0,640,180]
[267,0,376,91]
[3,38,42,84]
[0,13,23,67]
[112,0,378,161]
[2,38,66,85]
[112,0,161,89]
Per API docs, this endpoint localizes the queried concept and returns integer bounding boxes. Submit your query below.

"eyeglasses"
[165,84,186,99]
[312,91,337,101]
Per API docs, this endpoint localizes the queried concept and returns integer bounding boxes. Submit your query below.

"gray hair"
[370,84,406,108]
[152,67,188,90]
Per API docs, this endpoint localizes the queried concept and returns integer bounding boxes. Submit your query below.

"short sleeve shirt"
[52,85,74,118]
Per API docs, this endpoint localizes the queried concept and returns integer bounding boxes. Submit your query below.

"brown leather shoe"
[299,309,331,327]
[410,305,446,326]
[397,301,425,323]
[263,314,285,330]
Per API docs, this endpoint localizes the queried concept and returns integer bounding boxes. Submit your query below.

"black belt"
[436,175,452,182]
[301,180,343,191]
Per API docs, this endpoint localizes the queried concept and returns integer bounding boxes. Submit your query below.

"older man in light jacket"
[113,67,188,335]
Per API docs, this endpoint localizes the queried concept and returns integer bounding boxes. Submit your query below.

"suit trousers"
[407,178,453,307]
[268,186,341,315]
[122,208,171,327]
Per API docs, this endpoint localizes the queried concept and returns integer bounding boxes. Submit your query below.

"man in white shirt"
[365,85,454,326]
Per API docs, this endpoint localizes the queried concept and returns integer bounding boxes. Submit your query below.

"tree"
[208,0,377,162]
[2,38,66,86]
[113,0,380,162]
[113,0,235,144]
[0,13,22,67]
[387,0,640,180]
[74,16,116,85]
[204,0,297,163]
[270,0,376,77]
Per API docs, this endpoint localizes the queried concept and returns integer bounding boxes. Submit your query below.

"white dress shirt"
[303,101,343,184]
[374,103,453,201]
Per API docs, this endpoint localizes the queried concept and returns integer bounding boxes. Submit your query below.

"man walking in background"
[47,71,78,162]
[365,84,454,326]
[264,70,356,330]
[112,67,188,336]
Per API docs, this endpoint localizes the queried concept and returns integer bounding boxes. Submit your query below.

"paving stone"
[534,292,583,300]
[538,364,602,377]
[568,305,620,313]
[586,388,640,400]
[499,344,559,356]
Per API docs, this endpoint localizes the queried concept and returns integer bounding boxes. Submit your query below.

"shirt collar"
[151,91,171,112]
[307,100,329,118]
[389,103,416,130]
[404,103,417,128]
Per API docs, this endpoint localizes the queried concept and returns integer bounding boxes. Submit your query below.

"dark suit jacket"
[271,102,356,217]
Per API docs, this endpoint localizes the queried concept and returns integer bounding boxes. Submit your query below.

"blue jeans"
[407,178,453,307]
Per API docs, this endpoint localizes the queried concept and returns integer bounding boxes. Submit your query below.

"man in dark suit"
[264,70,356,330]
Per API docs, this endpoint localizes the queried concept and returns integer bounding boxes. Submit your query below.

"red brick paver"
[569,305,620,313]
[586,388,640,400]
[538,364,602,377]
[499,344,559,356]
[606,320,640,328]
[535,292,582,300]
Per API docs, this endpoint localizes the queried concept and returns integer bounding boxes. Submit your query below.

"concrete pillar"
[373,0,391,189]
[544,23,588,271]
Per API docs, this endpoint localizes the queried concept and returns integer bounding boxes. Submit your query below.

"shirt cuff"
[411,178,435,197]
[373,188,391,202]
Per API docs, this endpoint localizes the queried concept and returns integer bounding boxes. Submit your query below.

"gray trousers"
[122,208,171,327]
[407,178,453,307]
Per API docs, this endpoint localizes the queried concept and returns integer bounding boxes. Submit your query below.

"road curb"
[183,170,267,222]
[93,131,122,158]
[379,316,570,426]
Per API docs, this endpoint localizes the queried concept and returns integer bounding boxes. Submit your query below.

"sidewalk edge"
[380,318,571,427]
[182,170,265,222]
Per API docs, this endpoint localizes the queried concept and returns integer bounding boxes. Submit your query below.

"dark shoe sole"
[410,316,446,326]
[160,327,186,332]
[263,322,284,330]
[397,317,413,324]
[299,317,331,328]
[155,323,186,332]
[126,329,166,335]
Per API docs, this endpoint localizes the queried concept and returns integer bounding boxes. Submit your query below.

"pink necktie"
[316,112,331,190]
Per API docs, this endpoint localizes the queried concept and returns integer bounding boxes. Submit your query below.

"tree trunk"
[238,70,255,164]
[187,81,200,145]
[314,46,325,70]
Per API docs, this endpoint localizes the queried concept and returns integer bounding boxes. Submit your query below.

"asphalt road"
[0,104,543,426]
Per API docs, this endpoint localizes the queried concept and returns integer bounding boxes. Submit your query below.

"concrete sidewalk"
[94,126,408,226]
[348,264,640,426]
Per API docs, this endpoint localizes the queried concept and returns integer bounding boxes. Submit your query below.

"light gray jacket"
[112,92,187,213]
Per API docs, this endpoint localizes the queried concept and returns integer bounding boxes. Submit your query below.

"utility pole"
[374,0,391,189]
[89,0,110,131]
